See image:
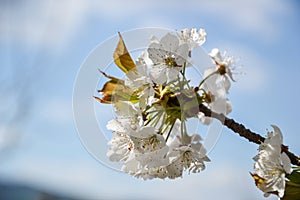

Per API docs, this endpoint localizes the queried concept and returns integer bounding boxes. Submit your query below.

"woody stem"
[198,104,300,166]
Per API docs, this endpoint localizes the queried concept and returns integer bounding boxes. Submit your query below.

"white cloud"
[198,0,292,42]
[0,1,88,50]
[0,0,294,49]
[80,0,292,44]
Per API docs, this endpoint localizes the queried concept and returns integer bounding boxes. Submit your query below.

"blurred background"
[0,0,299,199]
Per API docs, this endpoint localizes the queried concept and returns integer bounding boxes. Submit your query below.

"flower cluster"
[106,101,210,179]
[95,28,236,179]
[94,28,295,198]
[251,125,292,198]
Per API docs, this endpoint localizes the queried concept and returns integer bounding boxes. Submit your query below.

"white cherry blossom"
[107,131,132,162]
[147,33,189,84]
[199,71,232,125]
[122,126,170,179]
[208,48,237,85]
[252,125,292,198]
[166,134,210,179]
[179,28,207,50]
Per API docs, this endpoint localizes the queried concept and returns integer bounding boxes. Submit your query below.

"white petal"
[174,44,189,65]
[106,120,125,132]
[148,43,166,64]
[226,99,233,114]
[160,33,179,52]
[270,125,283,144]
[135,146,169,168]
[150,65,167,84]
[114,101,138,117]
[129,126,156,138]
[166,68,181,83]
[198,112,213,125]
[281,152,292,174]
[203,66,217,79]
[150,35,160,44]
[209,48,222,63]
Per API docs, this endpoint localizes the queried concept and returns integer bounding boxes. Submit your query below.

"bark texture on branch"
[199,104,300,166]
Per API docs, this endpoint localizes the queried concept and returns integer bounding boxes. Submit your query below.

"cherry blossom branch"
[198,104,300,166]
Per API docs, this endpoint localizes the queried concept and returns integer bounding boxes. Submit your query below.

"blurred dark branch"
[199,104,300,166]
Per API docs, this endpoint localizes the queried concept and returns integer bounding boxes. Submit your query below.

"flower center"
[128,143,133,151]
[202,91,214,104]
[182,150,192,165]
[217,63,227,75]
[140,135,161,151]
[164,56,178,67]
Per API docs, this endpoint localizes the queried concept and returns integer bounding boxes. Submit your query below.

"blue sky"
[0,0,299,199]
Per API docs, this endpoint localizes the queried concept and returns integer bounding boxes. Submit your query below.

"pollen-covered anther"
[202,91,215,104]
[164,56,178,67]
[128,143,133,151]
[217,63,227,75]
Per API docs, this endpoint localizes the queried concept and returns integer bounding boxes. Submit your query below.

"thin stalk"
[181,118,185,139]
[161,121,171,135]
[144,110,161,126]
[198,71,218,88]
[165,121,176,142]
[155,112,166,131]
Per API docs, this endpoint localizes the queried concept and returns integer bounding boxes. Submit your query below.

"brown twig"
[199,104,300,166]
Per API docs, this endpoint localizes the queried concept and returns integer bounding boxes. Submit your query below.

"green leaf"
[288,169,300,184]
[282,182,300,200]
[282,170,300,200]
